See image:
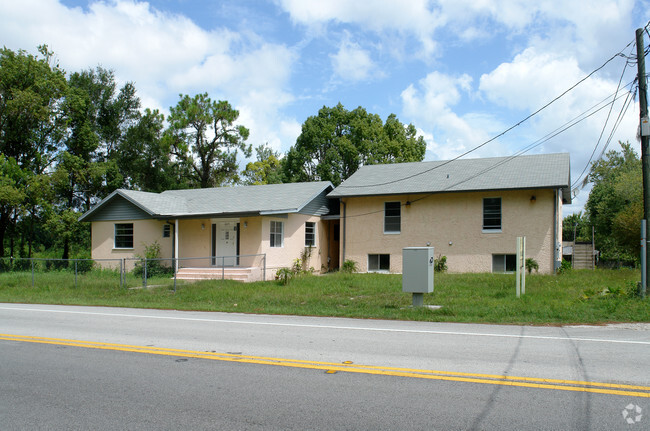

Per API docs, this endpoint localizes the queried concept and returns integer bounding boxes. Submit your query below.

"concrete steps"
[175,267,254,282]
[573,243,595,269]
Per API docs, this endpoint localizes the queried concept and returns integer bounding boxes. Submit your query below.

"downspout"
[175,219,179,273]
[553,189,559,273]
[341,199,346,265]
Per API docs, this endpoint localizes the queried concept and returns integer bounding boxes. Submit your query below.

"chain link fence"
[0,253,267,291]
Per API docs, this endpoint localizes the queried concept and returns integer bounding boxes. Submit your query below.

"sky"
[1,0,650,214]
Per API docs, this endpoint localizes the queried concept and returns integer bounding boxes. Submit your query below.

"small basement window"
[368,254,390,272]
[493,254,516,273]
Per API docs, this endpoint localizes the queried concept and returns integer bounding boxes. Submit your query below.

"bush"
[341,259,358,273]
[525,258,539,274]
[558,259,572,274]
[434,255,447,273]
[133,241,174,279]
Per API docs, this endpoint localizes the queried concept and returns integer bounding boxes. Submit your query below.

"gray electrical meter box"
[402,247,434,293]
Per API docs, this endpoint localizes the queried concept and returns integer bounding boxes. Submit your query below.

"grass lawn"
[0,268,648,324]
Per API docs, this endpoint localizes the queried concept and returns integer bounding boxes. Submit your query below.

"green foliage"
[241,144,284,185]
[341,259,358,273]
[525,258,539,274]
[133,241,173,279]
[558,259,572,274]
[562,212,591,243]
[283,103,426,186]
[166,93,251,188]
[585,142,641,265]
[434,255,447,273]
[276,247,315,285]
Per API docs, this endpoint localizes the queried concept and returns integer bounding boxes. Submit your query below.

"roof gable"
[328,153,571,201]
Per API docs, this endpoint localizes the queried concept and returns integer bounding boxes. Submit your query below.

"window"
[493,254,516,272]
[483,197,501,231]
[368,254,390,272]
[163,224,171,238]
[270,221,283,247]
[305,222,315,247]
[384,202,401,233]
[114,223,133,249]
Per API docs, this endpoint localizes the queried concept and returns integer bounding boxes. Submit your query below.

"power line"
[342,86,633,220]
[338,37,637,190]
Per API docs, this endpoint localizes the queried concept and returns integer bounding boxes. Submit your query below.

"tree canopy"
[283,103,426,186]
[166,93,251,188]
[584,142,642,263]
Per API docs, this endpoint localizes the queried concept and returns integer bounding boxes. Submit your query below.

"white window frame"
[384,202,401,234]
[270,221,284,248]
[305,222,316,247]
[114,223,134,249]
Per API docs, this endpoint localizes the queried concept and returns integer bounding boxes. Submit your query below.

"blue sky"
[2,0,650,213]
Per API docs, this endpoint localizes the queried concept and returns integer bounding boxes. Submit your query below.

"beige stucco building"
[80,153,570,280]
[327,153,571,274]
[80,182,338,281]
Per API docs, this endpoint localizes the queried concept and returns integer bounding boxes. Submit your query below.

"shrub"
[434,255,447,273]
[341,259,358,273]
[525,258,539,274]
[558,259,572,274]
[133,241,174,279]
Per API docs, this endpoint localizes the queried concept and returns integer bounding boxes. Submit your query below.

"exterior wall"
[259,213,328,278]
[92,214,329,276]
[341,189,557,274]
[177,218,212,267]
[91,219,173,270]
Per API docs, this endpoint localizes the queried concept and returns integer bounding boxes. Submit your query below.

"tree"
[241,144,283,185]
[117,108,188,192]
[562,212,591,243]
[283,103,426,186]
[585,142,642,263]
[166,94,251,188]
[51,67,140,259]
[0,45,67,257]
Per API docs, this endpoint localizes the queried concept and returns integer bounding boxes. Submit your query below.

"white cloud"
[0,0,300,154]
[330,37,376,82]
[401,71,501,160]
[277,0,444,57]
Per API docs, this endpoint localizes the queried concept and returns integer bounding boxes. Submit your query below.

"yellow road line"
[2,333,649,398]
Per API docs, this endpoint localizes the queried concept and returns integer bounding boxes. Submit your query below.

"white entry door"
[213,221,238,266]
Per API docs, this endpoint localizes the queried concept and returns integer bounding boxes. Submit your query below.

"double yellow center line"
[2,333,649,398]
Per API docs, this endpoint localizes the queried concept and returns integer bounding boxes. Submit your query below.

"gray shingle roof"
[328,153,571,202]
[79,181,333,221]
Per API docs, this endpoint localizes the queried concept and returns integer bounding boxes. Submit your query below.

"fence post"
[173,258,177,293]
[222,256,225,280]
[143,258,147,288]
[263,254,266,282]
[120,259,124,289]
[74,260,78,289]
[31,259,35,287]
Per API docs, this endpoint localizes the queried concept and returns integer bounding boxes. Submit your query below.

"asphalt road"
[1,303,649,430]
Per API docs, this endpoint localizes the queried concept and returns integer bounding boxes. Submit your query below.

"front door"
[212,221,238,266]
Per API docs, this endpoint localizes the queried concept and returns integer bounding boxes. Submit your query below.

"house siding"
[88,196,152,221]
[340,188,555,274]
[298,189,330,216]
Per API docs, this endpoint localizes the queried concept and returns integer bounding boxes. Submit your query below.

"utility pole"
[637,28,649,298]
